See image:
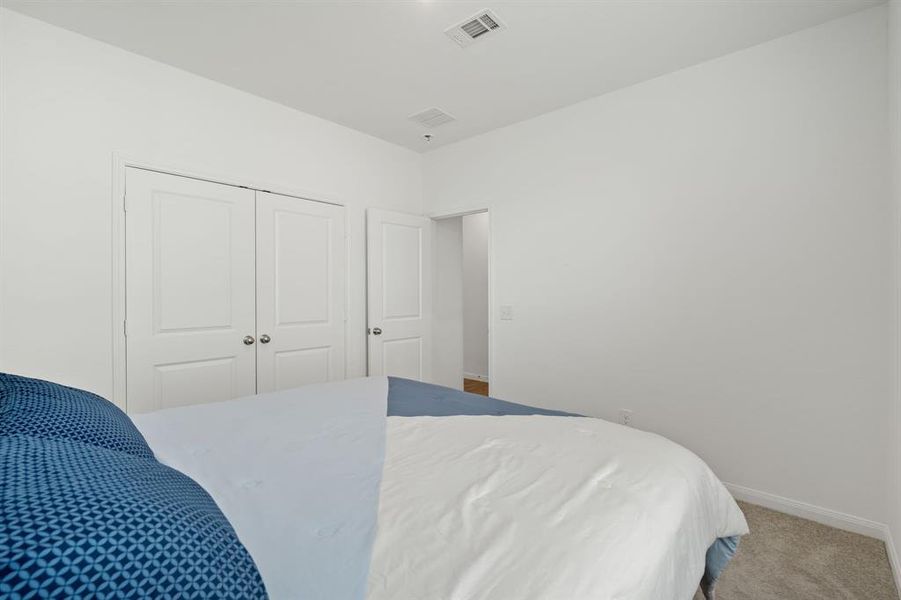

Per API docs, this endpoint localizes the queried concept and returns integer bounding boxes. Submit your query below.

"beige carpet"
[692,501,898,600]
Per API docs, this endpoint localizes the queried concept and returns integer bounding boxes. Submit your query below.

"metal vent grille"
[408,107,456,129]
[445,9,506,48]
[461,18,490,39]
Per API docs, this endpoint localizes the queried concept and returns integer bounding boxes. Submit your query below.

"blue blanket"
[132,377,389,600]
[386,377,740,596]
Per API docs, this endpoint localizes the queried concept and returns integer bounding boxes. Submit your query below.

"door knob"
[243,335,255,345]
[371,327,382,336]
[260,334,271,344]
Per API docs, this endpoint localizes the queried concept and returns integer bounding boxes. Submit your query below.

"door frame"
[110,153,348,411]
[427,207,494,392]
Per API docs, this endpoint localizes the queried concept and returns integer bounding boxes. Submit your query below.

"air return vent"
[445,9,505,48]
[408,107,456,129]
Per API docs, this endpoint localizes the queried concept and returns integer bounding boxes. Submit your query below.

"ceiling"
[2,0,884,152]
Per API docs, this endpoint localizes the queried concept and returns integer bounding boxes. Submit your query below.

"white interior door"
[367,209,432,380]
[256,191,346,392]
[125,168,256,413]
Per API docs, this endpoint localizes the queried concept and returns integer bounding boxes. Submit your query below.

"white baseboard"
[886,527,901,599]
[725,482,900,598]
[723,482,886,539]
[463,372,489,382]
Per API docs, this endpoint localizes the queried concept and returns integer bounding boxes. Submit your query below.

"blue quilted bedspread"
[0,373,267,599]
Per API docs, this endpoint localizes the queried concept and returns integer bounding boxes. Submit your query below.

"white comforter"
[368,415,748,600]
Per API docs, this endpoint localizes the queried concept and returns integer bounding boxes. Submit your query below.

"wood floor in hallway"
[463,378,489,396]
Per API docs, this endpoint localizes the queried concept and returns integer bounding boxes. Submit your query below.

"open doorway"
[461,212,489,396]
[431,210,490,395]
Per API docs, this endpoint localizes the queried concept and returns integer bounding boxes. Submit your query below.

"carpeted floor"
[692,501,898,600]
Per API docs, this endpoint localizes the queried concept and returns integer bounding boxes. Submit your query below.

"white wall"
[462,212,489,380]
[888,0,901,585]
[424,7,892,524]
[0,9,422,404]
[432,217,464,389]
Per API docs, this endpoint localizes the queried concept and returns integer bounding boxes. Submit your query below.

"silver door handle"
[260,334,271,344]
[371,327,382,336]
[243,335,255,345]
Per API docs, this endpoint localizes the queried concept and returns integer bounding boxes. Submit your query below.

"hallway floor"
[463,378,489,396]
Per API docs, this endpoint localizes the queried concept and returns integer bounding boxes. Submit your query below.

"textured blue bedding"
[387,376,740,597]
[0,372,267,599]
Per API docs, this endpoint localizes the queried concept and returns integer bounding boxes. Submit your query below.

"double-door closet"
[124,167,346,414]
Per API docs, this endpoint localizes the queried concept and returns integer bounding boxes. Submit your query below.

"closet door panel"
[125,168,257,413]
[256,192,346,393]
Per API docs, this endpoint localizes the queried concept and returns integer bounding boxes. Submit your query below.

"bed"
[2,373,748,600]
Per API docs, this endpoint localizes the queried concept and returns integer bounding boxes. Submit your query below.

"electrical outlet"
[619,409,633,427]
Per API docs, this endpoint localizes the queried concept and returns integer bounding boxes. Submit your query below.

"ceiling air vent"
[445,9,506,48]
[408,107,456,129]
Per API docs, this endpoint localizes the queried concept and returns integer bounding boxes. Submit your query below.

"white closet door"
[256,191,346,393]
[125,168,257,414]
[366,209,432,381]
